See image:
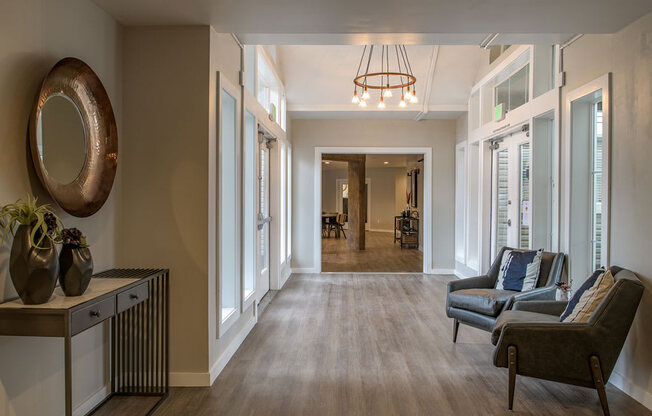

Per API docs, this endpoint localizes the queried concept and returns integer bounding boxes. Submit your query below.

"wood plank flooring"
[322,231,422,272]
[136,273,650,416]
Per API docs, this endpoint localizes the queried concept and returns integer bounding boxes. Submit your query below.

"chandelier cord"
[363,45,374,88]
[395,45,404,91]
[402,45,414,77]
[355,45,367,79]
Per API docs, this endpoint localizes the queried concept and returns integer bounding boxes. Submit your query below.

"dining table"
[322,213,338,238]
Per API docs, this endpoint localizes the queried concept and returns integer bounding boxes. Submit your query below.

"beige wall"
[322,166,408,231]
[0,0,122,414]
[121,26,211,380]
[455,113,468,144]
[560,12,652,407]
[291,118,456,271]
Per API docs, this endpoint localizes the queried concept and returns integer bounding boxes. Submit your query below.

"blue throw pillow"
[496,249,543,291]
[560,268,608,322]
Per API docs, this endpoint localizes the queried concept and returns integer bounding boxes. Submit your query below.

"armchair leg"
[452,319,459,343]
[590,355,610,416]
[508,346,517,410]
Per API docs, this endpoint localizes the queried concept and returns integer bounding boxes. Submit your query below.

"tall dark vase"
[59,244,93,296]
[9,224,59,304]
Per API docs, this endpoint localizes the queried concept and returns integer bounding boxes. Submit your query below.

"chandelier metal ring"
[353,72,416,90]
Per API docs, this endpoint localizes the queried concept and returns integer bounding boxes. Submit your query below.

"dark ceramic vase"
[59,244,93,296]
[9,224,59,304]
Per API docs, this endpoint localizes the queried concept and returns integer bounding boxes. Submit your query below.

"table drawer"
[71,298,115,335]
[117,282,149,314]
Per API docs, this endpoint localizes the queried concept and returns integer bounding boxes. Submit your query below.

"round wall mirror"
[37,94,87,185]
[30,58,118,217]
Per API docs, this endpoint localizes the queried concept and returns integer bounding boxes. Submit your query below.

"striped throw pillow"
[495,249,544,292]
[560,269,615,323]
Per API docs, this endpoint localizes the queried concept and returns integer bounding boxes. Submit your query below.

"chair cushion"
[496,249,544,292]
[448,288,518,316]
[560,269,614,323]
[491,310,560,345]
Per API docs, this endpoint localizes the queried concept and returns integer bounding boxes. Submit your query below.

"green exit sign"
[494,103,505,121]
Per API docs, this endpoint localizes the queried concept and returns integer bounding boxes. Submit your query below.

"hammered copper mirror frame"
[29,57,118,217]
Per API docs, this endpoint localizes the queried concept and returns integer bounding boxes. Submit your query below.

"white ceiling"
[280,45,484,119]
[90,0,651,119]
[93,0,652,42]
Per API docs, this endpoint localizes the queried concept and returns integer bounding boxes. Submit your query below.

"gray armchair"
[446,247,565,342]
[491,267,644,416]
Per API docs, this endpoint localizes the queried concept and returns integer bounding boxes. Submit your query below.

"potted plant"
[0,196,61,304]
[56,227,93,296]
[555,281,573,301]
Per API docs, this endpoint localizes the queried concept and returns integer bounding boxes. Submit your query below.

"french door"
[491,132,531,258]
[256,132,271,302]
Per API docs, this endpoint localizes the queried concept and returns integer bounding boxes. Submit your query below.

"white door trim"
[314,147,432,274]
[563,73,611,275]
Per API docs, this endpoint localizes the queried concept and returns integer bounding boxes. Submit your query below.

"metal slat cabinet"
[0,268,169,416]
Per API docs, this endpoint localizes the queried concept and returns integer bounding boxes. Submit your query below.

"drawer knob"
[130,294,139,300]
[90,310,101,318]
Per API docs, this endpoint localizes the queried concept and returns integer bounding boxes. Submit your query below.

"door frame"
[335,178,371,230]
[563,73,611,280]
[314,147,432,274]
[490,132,531,259]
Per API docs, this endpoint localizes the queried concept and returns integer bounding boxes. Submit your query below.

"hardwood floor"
[140,273,650,416]
[322,231,423,272]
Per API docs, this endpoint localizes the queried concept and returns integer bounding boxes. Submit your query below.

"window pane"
[220,89,237,320]
[495,79,509,109]
[245,45,256,96]
[455,147,466,262]
[280,143,286,262]
[244,111,256,299]
[509,64,529,111]
[591,101,604,269]
[259,146,269,270]
[287,147,292,260]
[519,143,531,249]
[495,150,509,251]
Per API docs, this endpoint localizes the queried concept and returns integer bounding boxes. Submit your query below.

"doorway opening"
[318,151,427,273]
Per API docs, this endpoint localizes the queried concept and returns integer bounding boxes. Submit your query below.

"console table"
[0,268,169,416]
[394,216,419,249]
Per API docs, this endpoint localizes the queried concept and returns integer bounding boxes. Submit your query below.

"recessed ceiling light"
[324,161,331,164]
[384,161,389,164]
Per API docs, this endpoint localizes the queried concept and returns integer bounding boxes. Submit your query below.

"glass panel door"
[492,132,531,257]
[257,133,270,301]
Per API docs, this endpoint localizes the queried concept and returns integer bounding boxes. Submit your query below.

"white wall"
[291,118,456,272]
[322,166,407,231]
[0,0,122,415]
[560,12,652,409]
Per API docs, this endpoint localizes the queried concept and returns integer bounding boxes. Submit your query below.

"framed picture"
[411,168,419,208]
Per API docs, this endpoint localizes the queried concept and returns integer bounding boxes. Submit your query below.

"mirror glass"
[37,94,86,185]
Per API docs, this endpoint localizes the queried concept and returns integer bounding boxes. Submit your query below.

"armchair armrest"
[512,300,568,316]
[493,322,599,386]
[503,286,558,311]
[447,275,494,294]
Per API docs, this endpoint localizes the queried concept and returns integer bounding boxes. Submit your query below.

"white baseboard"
[609,370,652,411]
[430,268,456,275]
[209,314,258,385]
[73,385,109,416]
[291,267,319,274]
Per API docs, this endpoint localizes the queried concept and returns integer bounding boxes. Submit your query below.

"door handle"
[257,213,272,230]
[507,219,512,226]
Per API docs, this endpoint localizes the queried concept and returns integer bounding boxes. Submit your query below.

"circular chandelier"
[352,45,418,109]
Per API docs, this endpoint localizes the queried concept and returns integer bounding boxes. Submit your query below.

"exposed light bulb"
[405,88,413,100]
[359,100,368,108]
[378,96,386,109]
[383,88,393,98]
[362,88,370,100]
[399,95,407,108]
[410,94,418,104]
[351,90,360,104]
